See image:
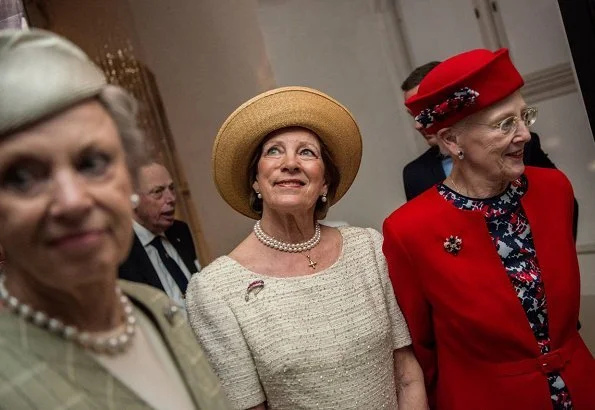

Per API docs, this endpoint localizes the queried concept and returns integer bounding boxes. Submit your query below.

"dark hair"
[400,61,441,92]
[248,127,340,221]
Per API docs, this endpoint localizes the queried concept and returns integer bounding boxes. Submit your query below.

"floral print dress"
[438,175,573,409]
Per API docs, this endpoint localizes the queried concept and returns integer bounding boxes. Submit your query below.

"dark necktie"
[150,236,189,294]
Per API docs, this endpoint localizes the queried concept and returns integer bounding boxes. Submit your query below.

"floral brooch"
[443,235,463,255]
[415,87,480,129]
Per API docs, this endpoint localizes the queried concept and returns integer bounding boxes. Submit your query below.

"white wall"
[532,93,595,295]
[532,93,595,246]
[257,0,419,230]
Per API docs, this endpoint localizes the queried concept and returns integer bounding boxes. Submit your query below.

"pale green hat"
[0,29,107,136]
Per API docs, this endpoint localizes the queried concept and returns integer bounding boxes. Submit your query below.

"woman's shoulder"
[384,189,447,236]
[190,255,240,287]
[200,255,237,274]
[334,226,386,262]
[336,225,378,235]
[336,225,382,245]
[525,166,570,184]
[524,166,573,195]
[119,279,175,307]
[186,255,252,304]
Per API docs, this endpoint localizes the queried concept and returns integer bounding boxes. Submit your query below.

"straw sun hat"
[212,86,363,220]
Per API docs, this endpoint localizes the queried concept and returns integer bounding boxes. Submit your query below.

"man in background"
[119,162,200,306]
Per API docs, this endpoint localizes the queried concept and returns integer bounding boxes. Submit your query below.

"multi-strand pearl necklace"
[0,275,136,355]
[253,220,321,268]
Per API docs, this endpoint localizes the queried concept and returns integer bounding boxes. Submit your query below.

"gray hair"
[97,85,149,182]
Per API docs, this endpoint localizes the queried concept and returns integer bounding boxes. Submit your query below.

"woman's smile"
[275,179,306,188]
[505,149,524,159]
[47,229,107,254]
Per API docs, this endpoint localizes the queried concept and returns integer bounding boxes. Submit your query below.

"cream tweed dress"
[186,226,411,409]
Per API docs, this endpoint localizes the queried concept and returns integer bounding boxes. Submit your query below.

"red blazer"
[383,167,595,409]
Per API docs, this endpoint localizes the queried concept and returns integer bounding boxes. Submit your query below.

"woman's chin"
[504,163,525,182]
[45,250,118,279]
[265,199,317,215]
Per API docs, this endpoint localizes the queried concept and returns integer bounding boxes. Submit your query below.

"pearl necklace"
[253,221,321,269]
[0,275,136,355]
[253,220,321,252]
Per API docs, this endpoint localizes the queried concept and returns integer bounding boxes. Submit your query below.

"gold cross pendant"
[306,254,317,269]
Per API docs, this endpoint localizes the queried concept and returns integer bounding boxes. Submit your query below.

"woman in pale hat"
[186,87,427,409]
[0,29,229,410]
[383,48,595,409]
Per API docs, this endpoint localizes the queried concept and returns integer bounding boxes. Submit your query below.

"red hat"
[405,48,523,134]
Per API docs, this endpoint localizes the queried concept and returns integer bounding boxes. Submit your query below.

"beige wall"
[124,1,594,305]
[126,0,276,258]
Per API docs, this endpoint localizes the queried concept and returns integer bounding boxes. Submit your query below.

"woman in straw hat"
[383,48,595,409]
[0,29,230,410]
[186,86,427,409]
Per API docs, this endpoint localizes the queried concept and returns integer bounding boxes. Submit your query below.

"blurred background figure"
[119,161,200,309]
[0,29,229,410]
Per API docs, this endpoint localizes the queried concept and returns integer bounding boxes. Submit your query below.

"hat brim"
[212,86,362,220]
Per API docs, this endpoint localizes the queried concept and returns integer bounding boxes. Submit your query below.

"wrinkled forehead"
[459,91,527,125]
[262,126,321,146]
[138,163,173,190]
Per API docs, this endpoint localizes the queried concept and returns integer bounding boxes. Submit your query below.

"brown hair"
[401,61,441,92]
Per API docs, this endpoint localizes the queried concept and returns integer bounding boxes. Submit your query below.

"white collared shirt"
[132,220,194,309]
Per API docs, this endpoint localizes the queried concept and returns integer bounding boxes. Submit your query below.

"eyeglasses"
[145,184,176,200]
[471,106,538,135]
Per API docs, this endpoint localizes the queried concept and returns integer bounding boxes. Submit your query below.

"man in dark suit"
[119,162,199,306]
[401,62,579,239]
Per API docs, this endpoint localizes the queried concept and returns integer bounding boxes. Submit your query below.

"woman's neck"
[447,167,509,199]
[2,269,123,332]
[258,211,317,243]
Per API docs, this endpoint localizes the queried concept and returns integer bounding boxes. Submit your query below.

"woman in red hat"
[383,48,595,409]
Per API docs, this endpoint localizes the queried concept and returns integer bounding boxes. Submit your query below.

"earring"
[457,150,465,160]
[256,192,262,199]
[321,193,327,203]
[130,194,140,207]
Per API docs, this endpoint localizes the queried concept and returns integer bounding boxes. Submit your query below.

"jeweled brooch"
[443,235,463,255]
[245,280,265,302]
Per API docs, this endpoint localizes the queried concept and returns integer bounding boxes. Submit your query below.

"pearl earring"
[130,194,140,207]
[256,192,262,199]
[321,193,327,203]
[457,150,465,160]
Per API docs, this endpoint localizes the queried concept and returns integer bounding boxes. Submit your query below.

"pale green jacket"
[0,280,231,410]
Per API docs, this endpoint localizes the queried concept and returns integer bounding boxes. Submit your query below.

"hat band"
[415,87,480,129]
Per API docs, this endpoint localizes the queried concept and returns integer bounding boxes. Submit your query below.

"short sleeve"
[367,228,412,350]
[186,268,265,410]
